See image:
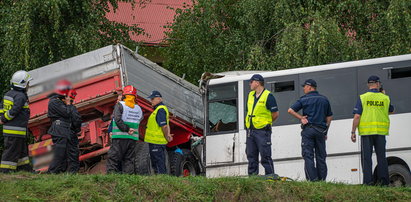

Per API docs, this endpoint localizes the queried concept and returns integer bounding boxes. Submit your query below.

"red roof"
[106,0,191,45]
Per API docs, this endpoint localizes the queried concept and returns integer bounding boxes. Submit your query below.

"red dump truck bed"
[27,45,204,174]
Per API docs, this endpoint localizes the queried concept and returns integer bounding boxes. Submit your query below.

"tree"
[163,0,411,83]
[0,0,146,94]
[0,0,146,153]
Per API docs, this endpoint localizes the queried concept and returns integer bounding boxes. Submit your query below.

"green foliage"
[163,0,411,83]
[0,173,411,201]
[0,0,145,95]
[0,0,146,152]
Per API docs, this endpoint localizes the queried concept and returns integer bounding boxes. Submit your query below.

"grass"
[0,173,410,201]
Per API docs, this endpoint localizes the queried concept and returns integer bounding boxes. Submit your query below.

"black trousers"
[106,138,136,174]
[361,135,389,185]
[66,133,80,173]
[149,143,167,174]
[0,136,31,173]
[48,135,69,174]
[246,129,274,175]
[301,127,327,181]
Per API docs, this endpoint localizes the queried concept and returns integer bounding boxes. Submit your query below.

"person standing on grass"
[288,79,332,181]
[245,74,279,177]
[144,91,173,174]
[351,76,393,186]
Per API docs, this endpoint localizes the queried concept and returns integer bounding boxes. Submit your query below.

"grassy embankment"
[0,173,410,201]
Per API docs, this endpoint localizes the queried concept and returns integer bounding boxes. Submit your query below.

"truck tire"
[169,149,198,177]
[134,141,152,175]
[389,164,411,187]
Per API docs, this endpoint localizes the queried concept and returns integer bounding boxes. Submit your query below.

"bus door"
[205,83,239,168]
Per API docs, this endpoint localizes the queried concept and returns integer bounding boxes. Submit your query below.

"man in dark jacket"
[0,70,33,173]
[66,89,82,173]
[47,80,74,174]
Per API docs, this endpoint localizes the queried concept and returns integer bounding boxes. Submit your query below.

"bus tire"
[169,149,197,177]
[389,164,411,187]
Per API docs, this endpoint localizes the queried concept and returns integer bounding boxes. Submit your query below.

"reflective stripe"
[18,156,29,163]
[3,99,13,106]
[4,96,14,102]
[3,126,27,131]
[23,102,29,109]
[0,161,17,169]
[17,157,30,166]
[359,122,389,126]
[3,129,26,135]
[4,111,13,120]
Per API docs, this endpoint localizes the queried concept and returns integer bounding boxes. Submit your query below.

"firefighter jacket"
[47,94,73,137]
[0,87,30,138]
[69,105,82,135]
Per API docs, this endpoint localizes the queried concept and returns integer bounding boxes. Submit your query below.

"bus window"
[271,81,295,92]
[208,83,238,134]
[390,66,411,79]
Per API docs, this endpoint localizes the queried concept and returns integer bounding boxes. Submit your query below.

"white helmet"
[10,70,33,89]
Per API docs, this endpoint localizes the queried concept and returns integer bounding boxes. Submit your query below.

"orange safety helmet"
[123,85,137,97]
[54,79,72,96]
[68,89,77,99]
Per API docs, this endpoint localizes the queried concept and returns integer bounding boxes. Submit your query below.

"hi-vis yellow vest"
[245,89,272,129]
[358,92,390,136]
[145,105,169,145]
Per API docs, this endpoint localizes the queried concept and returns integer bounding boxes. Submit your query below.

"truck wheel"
[134,141,152,175]
[169,150,197,177]
[389,164,411,187]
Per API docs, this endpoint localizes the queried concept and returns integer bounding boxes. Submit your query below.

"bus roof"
[209,54,411,85]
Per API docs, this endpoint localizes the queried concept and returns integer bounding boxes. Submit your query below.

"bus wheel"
[389,164,411,187]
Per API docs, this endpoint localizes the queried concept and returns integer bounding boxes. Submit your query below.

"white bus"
[201,54,411,186]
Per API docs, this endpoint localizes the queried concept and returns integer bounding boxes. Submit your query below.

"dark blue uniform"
[353,89,394,185]
[246,91,278,175]
[290,91,332,181]
[148,102,168,174]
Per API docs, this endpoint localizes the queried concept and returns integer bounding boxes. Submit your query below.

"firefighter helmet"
[54,79,72,96]
[123,85,137,97]
[10,70,33,89]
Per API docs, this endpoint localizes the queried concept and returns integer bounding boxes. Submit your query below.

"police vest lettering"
[358,92,390,136]
[245,89,273,129]
[145,105,169,145]
[111,101,142,140]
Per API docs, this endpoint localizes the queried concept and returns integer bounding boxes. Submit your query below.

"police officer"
[288,79,332,181]
[107,85,143,174]
[47,80,74,174]
[145,91,173,174]
[245,74,279,176]
[351,76,393,186]
[0,70,33,173]
[66,89,82,173]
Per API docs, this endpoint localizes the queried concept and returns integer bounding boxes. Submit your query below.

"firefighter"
[245,74,279,176]
[145,90,173,174]
[0,70,33,173]
[66,89,81,173]
[288,79,333,181]
[351,76,394,186]
[106,85,143,174]
[47,80,74,174]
